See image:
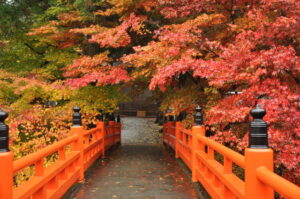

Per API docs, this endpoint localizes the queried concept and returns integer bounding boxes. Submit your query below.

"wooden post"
[245,105,274,199]
[169,114,175,148]
[175,114,181,158]
[108,113,115,147]
[163,118,167,145]
[192,105,205,182]
[0,109,13,199]
[117,115,121,144]
[96,110,105,157]
[70,106,85,182]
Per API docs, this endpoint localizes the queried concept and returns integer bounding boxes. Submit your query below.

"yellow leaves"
[95,0,133,16]
[166,13,226,34]
[131,67,153,79]
[32,66,58,81]
[161,85,203,113]
[0,69,17,80]
[137,0,157,12]
[27,21,59,36]
[233,17,258,33]
[57,11,83,24]
[49,81,73,101]
[70,25,106,36]
[95,0,156,17]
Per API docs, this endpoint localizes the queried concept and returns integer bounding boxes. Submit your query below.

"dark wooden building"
[118,88,159,117]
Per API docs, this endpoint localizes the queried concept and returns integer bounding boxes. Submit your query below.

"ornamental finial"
[194,105,203,125]
[0,109,9,152]
[249,104,268,148]
[72,106,82,126]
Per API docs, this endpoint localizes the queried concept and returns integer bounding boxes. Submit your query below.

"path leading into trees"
[70,117,199,199]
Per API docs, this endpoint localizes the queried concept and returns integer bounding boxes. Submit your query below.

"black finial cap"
[72,106,82,126]
[176,112,182,121]
[166,107,174,122]
[117,115,121,123]
[163,116,168,123]
[168,115,174,122]
[249,104,268,148]
[194,105,203,125]
[250,104,266,119]
[109,113,115,121]
[0,109,9,152]
[96,109,103,121]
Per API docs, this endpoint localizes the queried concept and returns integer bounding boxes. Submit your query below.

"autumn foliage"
[0,0,298,185]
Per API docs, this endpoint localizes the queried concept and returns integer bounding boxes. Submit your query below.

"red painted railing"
[0,107,121,199]
[163,106,300,199]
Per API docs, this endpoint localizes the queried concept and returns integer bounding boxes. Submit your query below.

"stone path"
[121,117,162,145]
[70,117,199,199]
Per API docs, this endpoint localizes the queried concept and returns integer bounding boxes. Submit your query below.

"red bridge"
[0,106,299,199]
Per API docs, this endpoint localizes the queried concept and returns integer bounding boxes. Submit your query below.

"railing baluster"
[47,176,58,189]
[32,187,46,199]
[213,175,221,187]
[35,159,44,177]
[59,147,66,161]
[205,167,211,178]
[208,147,214,160]
[97,112,105,157]
[33,158,46,198]
[175,119,180,158]
[224,157,232,174]
[59,169,67,181]
[223,186,234,199]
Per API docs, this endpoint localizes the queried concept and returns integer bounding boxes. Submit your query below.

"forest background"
[0,0,299,185]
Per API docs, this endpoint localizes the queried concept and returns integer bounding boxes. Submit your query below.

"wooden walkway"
[71,145,198,199]
[69,117,198,199]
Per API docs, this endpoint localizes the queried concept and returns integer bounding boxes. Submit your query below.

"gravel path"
[121,117,162,145]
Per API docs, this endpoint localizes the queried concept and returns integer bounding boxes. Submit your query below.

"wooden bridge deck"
[69,117,199,199]
[70,145,199,199]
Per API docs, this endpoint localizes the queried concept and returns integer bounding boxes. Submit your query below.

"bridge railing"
[0,107,121,199]
[163,105,300,199]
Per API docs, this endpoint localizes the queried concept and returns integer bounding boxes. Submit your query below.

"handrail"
[84,127,101,136]
[179,128,192,136]
[162,105,300,199]
[0,107,122,199]
[197,134,245,168]
[256,167,300,199]
[13,134,79,173]
[178,140,191,149]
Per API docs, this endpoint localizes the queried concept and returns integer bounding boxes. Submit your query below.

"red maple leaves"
[27,0,300,183]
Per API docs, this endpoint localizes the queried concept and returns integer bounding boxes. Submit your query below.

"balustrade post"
[70,106,85,182]
[96,110,105,157]
[164,116,168,145]
[175,113,182,158]
[192,105,205,182]
[0,109,13,199]
[169,114,175,148]
[116,115,121,144]
[245,105,274,199]
[108,113,115,146]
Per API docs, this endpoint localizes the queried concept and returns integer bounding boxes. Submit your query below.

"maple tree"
[0,68,126,185]
[148,0,299,183]
[63,0,300,183]
[0,0,299,185]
